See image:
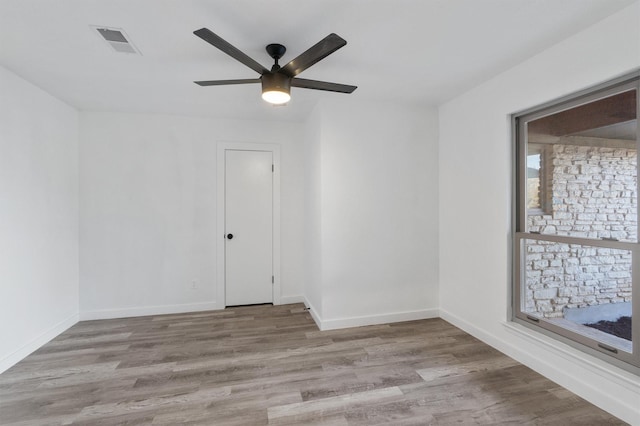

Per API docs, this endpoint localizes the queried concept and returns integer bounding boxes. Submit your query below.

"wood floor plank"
[267,387,405,422]
[0,303,626,425]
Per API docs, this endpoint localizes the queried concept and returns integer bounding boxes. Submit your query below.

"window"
[513,72,639,372]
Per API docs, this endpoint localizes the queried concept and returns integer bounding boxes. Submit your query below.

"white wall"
[79,112,305,318]
[0,66,79,373]
[303,104,324,318]
[438,3,640,424]
[305,99,440,329]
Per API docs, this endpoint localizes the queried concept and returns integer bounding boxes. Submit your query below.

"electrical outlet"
[191,280,197,290]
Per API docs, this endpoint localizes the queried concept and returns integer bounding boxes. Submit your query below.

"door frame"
[216,142,281,308]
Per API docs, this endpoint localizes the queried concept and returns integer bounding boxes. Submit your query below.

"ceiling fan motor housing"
[261,72,291,93]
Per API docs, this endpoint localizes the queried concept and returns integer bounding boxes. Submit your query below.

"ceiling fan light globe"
[262,90,291,105]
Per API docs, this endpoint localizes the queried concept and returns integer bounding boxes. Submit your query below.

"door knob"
[226,233,234,240]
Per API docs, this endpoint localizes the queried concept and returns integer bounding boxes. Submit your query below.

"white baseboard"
[0,312,79,374]
[320,308,439,330]
[439,309,640,425]
[279,295,305,305]
[301,300,439,331]
[81,298,306,320]
[302,298,323,330]
[80,301,220,321]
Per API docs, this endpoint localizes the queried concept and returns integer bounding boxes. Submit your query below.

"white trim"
[316,308,439,331]
[216,144,225,308]
[216,142,282,308]
[0,312,78,374]
[80,302,219,321]
[272,146,281,305]
[502,321,640,391]
[303,297,323,330]
[439,309,640,425]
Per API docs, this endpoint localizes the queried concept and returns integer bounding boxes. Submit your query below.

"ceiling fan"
[193,28,357,105]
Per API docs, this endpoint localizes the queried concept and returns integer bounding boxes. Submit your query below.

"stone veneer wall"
[525,142,636,318]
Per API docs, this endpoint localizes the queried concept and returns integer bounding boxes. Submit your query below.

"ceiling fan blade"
[279,33,347,77]
[194,79,261,86]
[291,78,357,93]
[194,28,269,75]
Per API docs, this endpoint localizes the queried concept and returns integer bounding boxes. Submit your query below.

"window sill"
[501,320,640,390]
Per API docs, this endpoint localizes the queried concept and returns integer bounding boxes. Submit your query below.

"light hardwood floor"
[0,304,626,425]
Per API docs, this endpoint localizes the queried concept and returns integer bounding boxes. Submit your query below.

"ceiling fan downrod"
[266,43,286,71]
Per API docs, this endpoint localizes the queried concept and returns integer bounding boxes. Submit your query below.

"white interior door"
[224,149,273,306]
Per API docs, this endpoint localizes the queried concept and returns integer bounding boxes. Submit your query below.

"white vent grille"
[91,26,141,55]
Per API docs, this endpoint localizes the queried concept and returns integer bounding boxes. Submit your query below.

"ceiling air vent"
[91,26,141,55]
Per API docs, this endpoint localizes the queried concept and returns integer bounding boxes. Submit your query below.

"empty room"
[0,0,639,424]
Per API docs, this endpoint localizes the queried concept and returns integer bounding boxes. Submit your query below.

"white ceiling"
[0,0,635,122]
